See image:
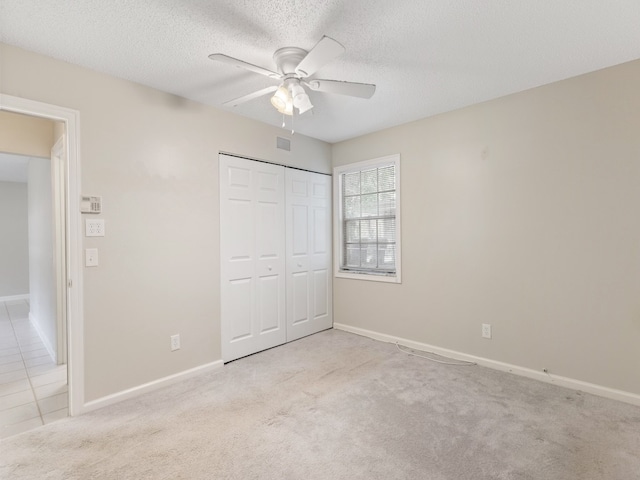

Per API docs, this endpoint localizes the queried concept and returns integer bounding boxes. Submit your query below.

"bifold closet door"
[285,169,332,341]
[219,154,286,362]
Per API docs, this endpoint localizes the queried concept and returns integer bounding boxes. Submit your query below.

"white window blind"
[334,155,401,283]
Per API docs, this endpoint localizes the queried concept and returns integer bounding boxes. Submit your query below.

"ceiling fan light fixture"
[296,94,314,114]
[289,83,313,114]
[289,83,305,102]
[270,85,289,112]
[283,97,294,116]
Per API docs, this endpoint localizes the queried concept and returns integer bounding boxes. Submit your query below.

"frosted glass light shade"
[296,93,313,114]
[270,85,289,112]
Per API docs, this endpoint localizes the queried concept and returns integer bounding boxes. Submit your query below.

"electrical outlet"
[170,334,180,351]
[85,219,105,237]
[85,248,99,267]
[482,323,492,339]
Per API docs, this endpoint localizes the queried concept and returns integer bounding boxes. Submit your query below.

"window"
[334,154,401,283]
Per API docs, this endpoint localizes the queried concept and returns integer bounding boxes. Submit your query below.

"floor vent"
[276,136,291,151]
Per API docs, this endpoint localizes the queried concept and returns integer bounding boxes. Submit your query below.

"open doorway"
[0,97,82,437]
[0,112,69,437]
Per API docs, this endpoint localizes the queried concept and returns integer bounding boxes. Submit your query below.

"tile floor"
[0,299,68,439]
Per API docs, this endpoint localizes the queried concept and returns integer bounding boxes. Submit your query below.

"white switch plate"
[86,219,105,237]
[85,248,99,267]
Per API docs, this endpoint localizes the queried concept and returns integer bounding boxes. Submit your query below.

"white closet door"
[220,154,286,362]
[286,168,332,341]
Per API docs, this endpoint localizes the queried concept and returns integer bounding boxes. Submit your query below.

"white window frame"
[333,154,401,283]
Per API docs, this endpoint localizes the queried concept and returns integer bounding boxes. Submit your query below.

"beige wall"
[332,59,640,396]
[1,43,331,402]
[0,181,29,297]
[28,157,57,359]
[0,110,54,157]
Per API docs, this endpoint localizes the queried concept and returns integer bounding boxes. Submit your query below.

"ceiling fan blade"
[223,86,279,107]
[294,36,345,77]
[305,79,376,99]
[209,53,281,79]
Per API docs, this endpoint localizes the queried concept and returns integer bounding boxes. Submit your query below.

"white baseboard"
[334,323,640,407]
[0,294,30,303]
[80,360,224,414]
[29,312,56,363]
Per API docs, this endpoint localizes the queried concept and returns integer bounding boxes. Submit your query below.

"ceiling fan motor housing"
[273,47,308,75]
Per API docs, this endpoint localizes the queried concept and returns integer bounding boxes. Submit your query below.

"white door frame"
[0,94,84,416]
[51,137,68,365]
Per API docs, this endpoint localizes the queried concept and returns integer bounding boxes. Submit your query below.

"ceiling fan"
[209,36,376,117]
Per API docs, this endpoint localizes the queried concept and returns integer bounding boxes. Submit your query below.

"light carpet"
[1,329,639,479]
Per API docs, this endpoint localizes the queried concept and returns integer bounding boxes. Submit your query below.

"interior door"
[220,154,286,362]
[285,168,332,341]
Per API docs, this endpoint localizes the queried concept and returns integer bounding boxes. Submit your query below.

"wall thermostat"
[80,195,102,214]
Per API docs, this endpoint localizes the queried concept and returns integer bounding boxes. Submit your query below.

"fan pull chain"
[281,112,295,135]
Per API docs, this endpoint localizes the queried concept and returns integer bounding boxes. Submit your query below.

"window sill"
[335,270,401,284]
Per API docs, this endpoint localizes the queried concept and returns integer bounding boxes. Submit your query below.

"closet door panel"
[228,278,253,341]
[286,169,332,341]
[313,269,329,319]
[292,271,310,325]
[220,154,286,362]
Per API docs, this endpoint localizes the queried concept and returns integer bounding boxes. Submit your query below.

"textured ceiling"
[1,1,640,143]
